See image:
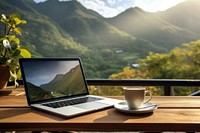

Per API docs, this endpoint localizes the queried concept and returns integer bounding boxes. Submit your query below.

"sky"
[33,0,186,18]
[23,61,79,86]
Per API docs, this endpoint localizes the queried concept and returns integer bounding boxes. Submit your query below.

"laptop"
[19,58,122,118]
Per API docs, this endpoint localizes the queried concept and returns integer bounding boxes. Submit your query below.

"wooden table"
[0,88,200,132]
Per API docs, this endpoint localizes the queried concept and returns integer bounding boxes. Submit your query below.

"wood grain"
[0,108,200,131]
[1,87,200,131]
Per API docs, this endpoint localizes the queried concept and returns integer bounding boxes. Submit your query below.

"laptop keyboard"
[42,97,103,108]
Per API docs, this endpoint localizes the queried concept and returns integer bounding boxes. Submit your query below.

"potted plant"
[0,13,31,89]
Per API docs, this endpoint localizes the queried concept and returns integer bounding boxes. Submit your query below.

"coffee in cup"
[123,86,152,110]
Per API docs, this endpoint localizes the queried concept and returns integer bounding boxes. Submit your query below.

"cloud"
[34,0,47,3]
[107,0,122,6]
[77,0,124,17]
[107,0,116,5]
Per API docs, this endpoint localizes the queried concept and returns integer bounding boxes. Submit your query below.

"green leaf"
[13,17,21,25]
[7,35,15,41]
[12,38,20,44]
[12,49,21,57]
[7,36,20,44]
[11,43,19,51]
[0,37,5,42]
[20,48,31,58]
[13,27,22,35]
[21,20,27,24]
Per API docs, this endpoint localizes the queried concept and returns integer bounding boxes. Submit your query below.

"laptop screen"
[20,58,89,104]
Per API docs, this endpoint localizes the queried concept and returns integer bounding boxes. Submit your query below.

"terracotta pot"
[0,65,10,89]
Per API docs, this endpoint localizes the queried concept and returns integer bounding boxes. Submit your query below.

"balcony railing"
[12,79,200,96]
[87,79,200,96]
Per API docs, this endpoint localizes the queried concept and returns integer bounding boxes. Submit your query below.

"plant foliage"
[0,13,31,86]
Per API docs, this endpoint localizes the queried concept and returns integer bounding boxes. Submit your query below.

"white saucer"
[114,102,158,114]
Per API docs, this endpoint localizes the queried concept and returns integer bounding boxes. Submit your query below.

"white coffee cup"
[123,87,152,110]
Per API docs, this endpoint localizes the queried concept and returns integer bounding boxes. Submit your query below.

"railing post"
[164,85,171,96]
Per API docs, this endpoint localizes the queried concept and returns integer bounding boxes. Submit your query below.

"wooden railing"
[11,79,200,96]
[87,79,200,96]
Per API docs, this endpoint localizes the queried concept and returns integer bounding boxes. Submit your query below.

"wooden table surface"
[0,88,200,132]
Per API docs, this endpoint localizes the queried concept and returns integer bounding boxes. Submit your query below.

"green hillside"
[30,0,165,78]
[27,82,52,102]
[0,0,200,78]
[34,0,159,53]
[0,0,88,58]
[40,65,87,96]
[159,0,200,34]
[108,7,199,50]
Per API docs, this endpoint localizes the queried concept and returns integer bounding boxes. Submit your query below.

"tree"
[139,40,200,79]
[106,40,200,96]
[138,40,200,95]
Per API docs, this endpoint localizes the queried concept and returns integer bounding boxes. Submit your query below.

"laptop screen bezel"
[19,57,90,105]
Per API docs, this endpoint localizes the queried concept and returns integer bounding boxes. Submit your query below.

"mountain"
[0,0,88,57]
[34,0,157,52]
[108,7,199,50]
[40,65,87,95]
[26,82,52,102]
[158,0,200,34]
[34,0,103,21]
[0,0,200,78]
[29,0,163,77]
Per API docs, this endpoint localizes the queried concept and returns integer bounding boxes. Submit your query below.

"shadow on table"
[93,108,153,123]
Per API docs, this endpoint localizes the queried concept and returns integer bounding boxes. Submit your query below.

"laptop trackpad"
[74,102,109,110]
